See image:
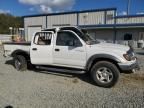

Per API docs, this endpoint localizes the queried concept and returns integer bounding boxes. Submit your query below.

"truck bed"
[3,42,31,57]
[3,41,31,45]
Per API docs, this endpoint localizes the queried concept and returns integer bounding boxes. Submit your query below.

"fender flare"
[11,49,30,60]
[85,54,121,71]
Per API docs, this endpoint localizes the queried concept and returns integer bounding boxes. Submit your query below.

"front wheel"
[91,61,120,88]
[14,55,27,71]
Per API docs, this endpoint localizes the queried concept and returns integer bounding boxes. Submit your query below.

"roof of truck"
[42,26,86,33]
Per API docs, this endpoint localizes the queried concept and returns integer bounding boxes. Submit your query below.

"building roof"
[23,7,116,18]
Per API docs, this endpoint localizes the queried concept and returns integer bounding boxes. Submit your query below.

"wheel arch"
[86,54,121,72]
[11,50,30,61]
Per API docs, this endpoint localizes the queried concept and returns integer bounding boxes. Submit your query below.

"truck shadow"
[5,59,139,87]
[5,59,15,68]
[9,59,144,87]
[5,59,144,87]
[33,68,96,86]
[4,59,96,86]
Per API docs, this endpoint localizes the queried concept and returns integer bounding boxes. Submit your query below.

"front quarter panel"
[85,44,131,71]
[86,45,127,63]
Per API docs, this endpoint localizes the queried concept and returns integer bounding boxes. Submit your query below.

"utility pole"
[127,0,131,15]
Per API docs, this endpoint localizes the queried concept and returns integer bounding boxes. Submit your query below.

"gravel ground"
[0,46,144,108]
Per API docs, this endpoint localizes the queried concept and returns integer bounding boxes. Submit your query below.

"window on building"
[56,31,82,46]
[34,32,52,45]
[124,33,132,40]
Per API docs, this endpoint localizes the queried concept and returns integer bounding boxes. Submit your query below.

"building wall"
[87,28,144,47]
[79,11,105,25]
[115,28,144,47]
[87,29,114,43]
[116,29,140,40]
[24,10,115,41]
[47,14,77,28]
[24,16,46,41]
[23,8,144,47]
[106,10,115,24]
[117,16,144,24]
[24,16,46,28]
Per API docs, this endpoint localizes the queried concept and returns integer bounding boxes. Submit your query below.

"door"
[30,32,53,65]
[27,26,42,41]
[53,31,86,68]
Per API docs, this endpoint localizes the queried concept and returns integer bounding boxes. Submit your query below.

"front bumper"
[118,60,140,71]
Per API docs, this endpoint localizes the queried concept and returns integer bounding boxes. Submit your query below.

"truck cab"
[30,27,87,69]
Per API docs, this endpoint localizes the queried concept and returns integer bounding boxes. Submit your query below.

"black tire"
[90,61,120,88]
[14,55,27,71]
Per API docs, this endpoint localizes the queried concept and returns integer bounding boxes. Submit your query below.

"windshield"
[60,27,100,45]
[79,29,100,45]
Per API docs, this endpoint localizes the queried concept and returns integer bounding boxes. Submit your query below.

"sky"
[0,0,144,16]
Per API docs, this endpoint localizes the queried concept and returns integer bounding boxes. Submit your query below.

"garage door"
[27,26,42,41]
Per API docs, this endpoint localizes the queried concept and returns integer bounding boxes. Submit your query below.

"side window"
[34,32,52,45]
[56,31,82,46]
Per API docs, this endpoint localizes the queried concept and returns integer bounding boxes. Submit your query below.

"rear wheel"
[14,55,27,71]
[90,61,120,88]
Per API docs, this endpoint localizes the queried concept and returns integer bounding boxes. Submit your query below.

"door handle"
[32,48,37,51]
[55,49,60,52]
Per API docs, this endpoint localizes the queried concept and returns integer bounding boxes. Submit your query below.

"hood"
[99,43,129,51]
[87,42,130,54]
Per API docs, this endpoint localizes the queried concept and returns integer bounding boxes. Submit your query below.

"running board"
[36,66,86,74]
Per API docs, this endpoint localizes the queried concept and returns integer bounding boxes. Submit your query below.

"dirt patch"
[121,73,144,88]
[125,73,144,81]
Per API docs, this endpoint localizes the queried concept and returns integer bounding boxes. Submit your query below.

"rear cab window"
[33,32,53,45]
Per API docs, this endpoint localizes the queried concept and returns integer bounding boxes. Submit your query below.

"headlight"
[123,54,131,61]
[123,50,136,61]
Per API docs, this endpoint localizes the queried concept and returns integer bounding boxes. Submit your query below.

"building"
[23,8,144,47]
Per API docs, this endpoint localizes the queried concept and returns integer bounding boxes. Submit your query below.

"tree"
[0,14,23,34]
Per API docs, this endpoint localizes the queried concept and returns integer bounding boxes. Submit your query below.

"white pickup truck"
[3,27,139,87]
